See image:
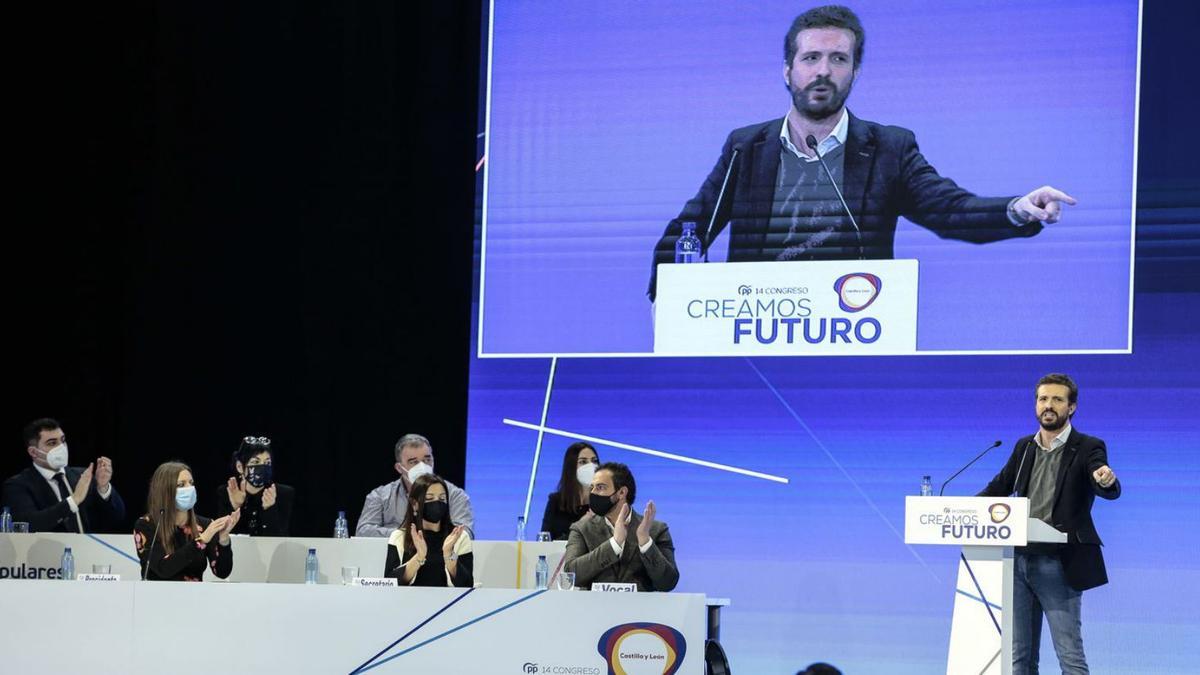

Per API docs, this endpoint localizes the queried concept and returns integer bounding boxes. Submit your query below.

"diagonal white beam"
[503,418,790,484]
[521,358,558,523]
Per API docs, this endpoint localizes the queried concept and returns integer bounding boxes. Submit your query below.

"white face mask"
[576,462,597,487]
[175,485,198,511]
[38,443,69,471]
[406,462,434,483]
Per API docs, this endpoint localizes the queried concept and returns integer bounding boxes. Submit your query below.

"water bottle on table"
[61,546,74,581]
[920,475,933,496]
[1,506,11,532]
[305,548,319,584]
[516,515,526,542]
[675,221,702,263]
[334,511,349,539]
[535,555,549,590]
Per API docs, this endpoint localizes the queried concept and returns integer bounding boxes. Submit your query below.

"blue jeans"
[1012,552,1088,674]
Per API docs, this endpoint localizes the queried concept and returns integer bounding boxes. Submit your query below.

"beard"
[1038,410,1069,432]
[789,75,853,122]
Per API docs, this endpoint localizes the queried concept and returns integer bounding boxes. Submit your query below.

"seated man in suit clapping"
[563,462,679,592]
[2,418,126,533]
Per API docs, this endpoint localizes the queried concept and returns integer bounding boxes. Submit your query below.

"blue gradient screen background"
[478,0,1138,355]
[466,1,1199,673]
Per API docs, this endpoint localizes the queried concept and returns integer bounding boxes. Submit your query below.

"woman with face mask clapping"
[213,436,294,536]
[134,461,238,581]
[384,474,473,587]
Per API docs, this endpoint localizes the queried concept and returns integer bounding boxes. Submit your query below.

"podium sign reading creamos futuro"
[904,496,1029,546]
[654,259,918,356]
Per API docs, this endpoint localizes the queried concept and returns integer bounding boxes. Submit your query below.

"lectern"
[904,496,1068,675]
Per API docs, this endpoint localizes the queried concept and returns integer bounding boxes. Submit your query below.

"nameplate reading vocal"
[592,582,638,593]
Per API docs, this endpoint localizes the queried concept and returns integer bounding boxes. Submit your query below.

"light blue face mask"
[175,486,197,511]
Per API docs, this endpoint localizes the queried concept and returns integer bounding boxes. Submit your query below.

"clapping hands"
[636,500,657,547]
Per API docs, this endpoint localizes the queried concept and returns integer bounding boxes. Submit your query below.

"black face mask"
[421,500,449,523]
[589,492,617,517]
[245,464,273,489]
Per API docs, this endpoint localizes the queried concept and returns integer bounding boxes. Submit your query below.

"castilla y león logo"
[833,273,882,312]
[597,623,687,675]
[989,503,1012,524]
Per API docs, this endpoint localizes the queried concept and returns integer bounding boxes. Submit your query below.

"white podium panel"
[904,496,1030,546]
[904,497,1067,675]
[654,259,918,356]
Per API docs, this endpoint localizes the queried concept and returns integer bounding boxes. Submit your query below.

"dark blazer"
[564,510,679,592]
[648,113,1041,299]
[978,428,1121,591]
[133,514,233,581]
[2,465,126,533]
[213,481,295,536]
[540,491,589,541]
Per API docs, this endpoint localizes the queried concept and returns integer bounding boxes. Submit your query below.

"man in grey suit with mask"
[564,462,679,592]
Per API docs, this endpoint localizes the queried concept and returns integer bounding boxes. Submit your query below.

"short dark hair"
[798,664,842,675]
[23,418,61,448]
[1036,373,1078,404]
[233,436,273,471]
[394,433,432,463]
[597,461,636,506]
[784,5,865,69]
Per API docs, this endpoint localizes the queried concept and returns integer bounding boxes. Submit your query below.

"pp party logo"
[596,622,687,675]
[833,273,882,312]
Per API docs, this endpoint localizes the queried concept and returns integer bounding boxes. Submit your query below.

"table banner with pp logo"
[903,496,1029,546]
[654,259,918,355]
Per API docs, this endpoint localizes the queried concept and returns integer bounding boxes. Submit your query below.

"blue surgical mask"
[175,486,197,511]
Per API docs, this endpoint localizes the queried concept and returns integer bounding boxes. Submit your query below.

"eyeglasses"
[242,436,272,447]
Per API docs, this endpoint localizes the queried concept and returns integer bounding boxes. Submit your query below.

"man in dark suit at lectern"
[564,462,679,592]
[979,374,1120,675]
[648,5,1078,300]
[2,418,126,533]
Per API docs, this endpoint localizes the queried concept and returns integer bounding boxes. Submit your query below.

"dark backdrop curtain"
[8,1,481,536]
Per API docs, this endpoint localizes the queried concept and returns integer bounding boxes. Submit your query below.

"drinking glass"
[556,572,575,591]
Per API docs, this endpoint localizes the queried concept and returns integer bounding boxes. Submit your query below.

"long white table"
[0,532,566,588]
[0,580,707,674]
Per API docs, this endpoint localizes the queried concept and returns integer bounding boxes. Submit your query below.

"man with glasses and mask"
[564,462,679,592]
[978,373,1121,674]
[2,417,126,533]
[356,433,474,537]
[214,436,295,536]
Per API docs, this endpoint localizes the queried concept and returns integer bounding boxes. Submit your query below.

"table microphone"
[141,508,164,581]
[702,144,743,262]
[805,134,864,259]
[939,440,1003,496]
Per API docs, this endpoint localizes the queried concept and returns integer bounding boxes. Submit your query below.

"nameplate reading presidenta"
[592,582,637,593]
[77,574,121,581]
[352,577,398,587]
